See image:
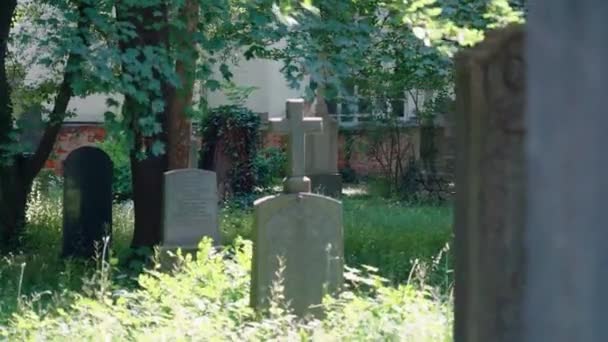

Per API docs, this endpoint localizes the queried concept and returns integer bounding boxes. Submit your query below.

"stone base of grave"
[309,173,342,198]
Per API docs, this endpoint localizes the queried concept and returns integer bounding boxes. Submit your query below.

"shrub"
[253,147,286,190]
[200,106,261,198]
[97,131,132,201]
[339,166,358,183]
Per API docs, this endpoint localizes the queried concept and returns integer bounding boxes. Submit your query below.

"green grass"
[0,182,453,340]
[222,195,453,285]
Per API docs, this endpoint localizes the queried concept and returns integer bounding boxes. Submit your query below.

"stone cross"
[269,99,323,193]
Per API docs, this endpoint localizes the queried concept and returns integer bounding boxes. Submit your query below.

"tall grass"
[1,240,453,341]
[0,179,134,323]
[0,179,454,339]
[222,196,453,285]
[344,198,453,284]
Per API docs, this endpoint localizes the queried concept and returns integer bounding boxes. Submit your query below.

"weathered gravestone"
[453,25,525,342]
[523,2,608,341]
[62,146,113,258]
[17,105,44,155]
[251,99,344,317]
[305,91,342,197]
[161,169,220,257]
[189,137,199,169]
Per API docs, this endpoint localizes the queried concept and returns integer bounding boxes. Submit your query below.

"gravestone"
[17,105,44,154]
[453,25,525,342]
[189,138,199,169]
[161,169,220,254]
[62,146,113,258]
[523,2,608,341]
[305,92,342,197]
[251,99,344,317]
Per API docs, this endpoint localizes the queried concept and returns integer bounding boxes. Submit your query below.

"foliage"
[200,105,261,197]
[1,238,452,341]
[97,130,132,202]
[4,188,452,314]
[0,177,134,323]
[362,120,417,198]
[261,0,524,114]
[253,146,287,190]
[1,188,453,339]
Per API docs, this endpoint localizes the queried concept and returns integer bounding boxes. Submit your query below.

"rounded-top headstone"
[62,146,113,258]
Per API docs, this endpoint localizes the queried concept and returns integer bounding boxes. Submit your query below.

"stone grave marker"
[189,139,199,169]
[62,146,113,258]
[453,25,525,342]
[251,99,344,317]
[523,1,608,341]
[161,169,220,256]
[17,105,44,155]
[305,91,342,197]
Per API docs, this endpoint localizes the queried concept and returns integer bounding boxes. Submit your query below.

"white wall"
[206,57,305,118]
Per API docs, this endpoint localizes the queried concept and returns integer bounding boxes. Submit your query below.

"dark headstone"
[454,25,525,342]
[524,2,608,341]
[17,105,44,154]
[62,146,113,258]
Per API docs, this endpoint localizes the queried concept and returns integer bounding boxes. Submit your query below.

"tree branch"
[25,3,89,182]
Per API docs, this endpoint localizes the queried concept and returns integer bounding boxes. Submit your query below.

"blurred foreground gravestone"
[454,24,525,342]
[251,99,343,317]
[523,1,608,341]
[62,147,113,258]
[455,2,608,341]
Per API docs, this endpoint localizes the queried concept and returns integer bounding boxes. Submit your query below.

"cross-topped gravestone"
[268,99,323,193]
[251,99,343,318]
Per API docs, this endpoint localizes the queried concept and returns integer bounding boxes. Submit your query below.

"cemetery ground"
[0,178,452,340]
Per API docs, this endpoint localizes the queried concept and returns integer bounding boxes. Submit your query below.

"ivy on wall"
[200,105,261,197]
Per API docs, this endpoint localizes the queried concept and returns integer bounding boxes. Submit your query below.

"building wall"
[206,57,306,118]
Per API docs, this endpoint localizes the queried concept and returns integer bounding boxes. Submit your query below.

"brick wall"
[263,127,430,177]
[44,123,453,180]
[45,124,106,174]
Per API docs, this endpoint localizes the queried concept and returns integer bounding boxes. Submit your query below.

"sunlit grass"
[0,180,453,340]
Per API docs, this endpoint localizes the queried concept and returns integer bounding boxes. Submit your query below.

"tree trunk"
[0,158,28,246]
[116,2,171,248]
[0,0,19,245]
[0,2,88,247]
[167,0,200,170]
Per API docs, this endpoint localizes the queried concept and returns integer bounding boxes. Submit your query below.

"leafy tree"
[0,0,524,248]
[0,0,96,247]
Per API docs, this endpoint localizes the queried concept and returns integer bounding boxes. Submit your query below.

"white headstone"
[162,169,220,249]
